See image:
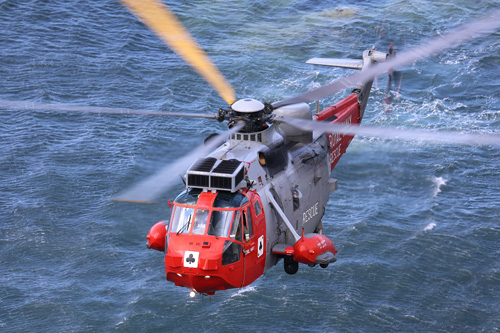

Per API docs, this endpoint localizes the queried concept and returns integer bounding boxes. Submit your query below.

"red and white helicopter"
[2,0,499,296]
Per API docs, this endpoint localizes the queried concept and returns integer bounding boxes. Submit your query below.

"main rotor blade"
[119,0,236,105]
[0,99,216,119]
[273,9,500,108]
[113,123,243,203]
[276,117,500,146]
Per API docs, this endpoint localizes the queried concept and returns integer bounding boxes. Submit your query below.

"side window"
[292,189,301,211]
[222,240,241,265]
[229,210,242,242]
[254,200,262,216]
[243,208,253,241]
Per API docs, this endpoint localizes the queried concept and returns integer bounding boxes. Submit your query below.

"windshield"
[192,209,209,235]
[207,210,234,237]
[170,187,249,238]
[170,206,194,234]
[170,205,237,238]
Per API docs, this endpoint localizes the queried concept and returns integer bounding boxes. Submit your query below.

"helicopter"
[108,0,500,296]
[2,0,500,297]
[141,48,382,295]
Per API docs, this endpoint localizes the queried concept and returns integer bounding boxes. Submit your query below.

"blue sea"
[1,0,499,331]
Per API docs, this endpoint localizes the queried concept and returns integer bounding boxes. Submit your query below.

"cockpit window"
[174,188,249,208]
[170,206,194,234]
[254,200,262,216]
[174,188,202,205]
[207,210,233,237]
[192,209,209,235]
[170,189,250,238]
[230,210,242,242]
[213,191,249,208]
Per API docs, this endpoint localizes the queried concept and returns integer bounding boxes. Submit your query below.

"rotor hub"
[231,98,265,113]
[216,98,271,133]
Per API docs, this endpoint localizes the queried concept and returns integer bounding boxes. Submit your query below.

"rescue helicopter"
[2,0,500,297]
[110,1,500,296]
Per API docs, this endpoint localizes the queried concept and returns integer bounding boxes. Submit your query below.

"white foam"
[230,285,256,298]
[432,177,447,197]
[423,222,437,231]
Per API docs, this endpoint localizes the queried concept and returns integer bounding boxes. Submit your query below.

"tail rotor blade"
[119,0,236,105]
[394,70,403,101]
[383,69,393,106]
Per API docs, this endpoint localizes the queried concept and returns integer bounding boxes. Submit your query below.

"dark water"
[1,0,500,331]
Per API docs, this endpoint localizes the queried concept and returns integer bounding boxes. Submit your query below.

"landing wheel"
[320,263,329,269]
[284,256,298,275]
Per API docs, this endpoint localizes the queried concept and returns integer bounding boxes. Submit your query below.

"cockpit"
[158,187,265,293]
[167,188,260,267]
[170,188,249,240]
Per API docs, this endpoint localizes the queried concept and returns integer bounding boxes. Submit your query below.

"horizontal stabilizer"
[306,58,363,70]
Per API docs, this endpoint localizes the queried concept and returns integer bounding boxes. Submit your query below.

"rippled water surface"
[1,0,499,331]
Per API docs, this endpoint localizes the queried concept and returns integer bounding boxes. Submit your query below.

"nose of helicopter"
[166,271,230,295]
[164,235,244,295]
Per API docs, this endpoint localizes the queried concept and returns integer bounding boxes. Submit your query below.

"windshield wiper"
[177,214,192,235]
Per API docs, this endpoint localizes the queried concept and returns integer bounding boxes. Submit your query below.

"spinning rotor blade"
[273,9,500,109]
[0,99,216,118]
[276,117,500,146]
[113,123,243,203]
[119,0,236,105]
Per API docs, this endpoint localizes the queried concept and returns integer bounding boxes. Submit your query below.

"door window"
[243,208,253,241]
[229,210,242,242]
